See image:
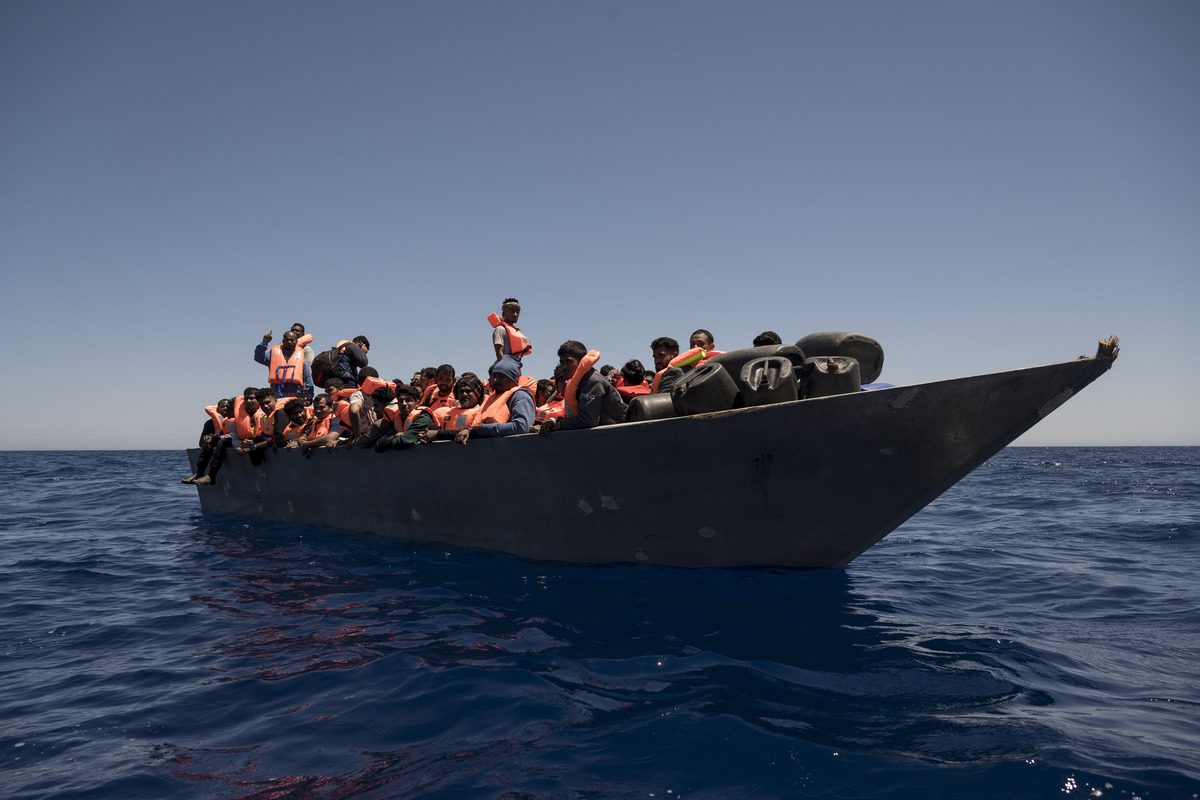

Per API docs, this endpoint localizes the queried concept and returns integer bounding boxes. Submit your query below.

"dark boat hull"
[190,349,1115,568]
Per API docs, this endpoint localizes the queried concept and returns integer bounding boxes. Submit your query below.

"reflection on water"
[168,517,1072,798]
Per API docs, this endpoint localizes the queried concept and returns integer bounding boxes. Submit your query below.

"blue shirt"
[473,389,536,437]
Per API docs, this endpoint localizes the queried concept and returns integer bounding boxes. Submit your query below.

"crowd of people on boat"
[184,298,782,485]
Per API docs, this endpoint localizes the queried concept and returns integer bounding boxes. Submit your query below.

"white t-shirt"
[493,325,512,355]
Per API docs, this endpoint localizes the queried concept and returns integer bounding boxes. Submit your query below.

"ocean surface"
[1,448,1197,800]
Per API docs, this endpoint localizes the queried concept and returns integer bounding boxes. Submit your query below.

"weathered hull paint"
[191,352,1114,568]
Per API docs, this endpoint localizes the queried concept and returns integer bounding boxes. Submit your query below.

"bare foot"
[193,475,213,485]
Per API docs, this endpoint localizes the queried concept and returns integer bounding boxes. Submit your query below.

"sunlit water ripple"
[1,448,1197,799]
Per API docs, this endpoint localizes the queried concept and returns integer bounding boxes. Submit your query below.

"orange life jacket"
[536,400,565,423]
[259,406,278,437]
[616,383,650,400]
[332,386,373,431]
[334,399,355,430]
[358,375,391,397]
[303,412,334,440]
[650,347,711,392]
[281,406,314,441]
[672,346,707,369]
[382,400,402,426]
[204,406,231,436]
[565,350,602,415]
[420,384,457,411]
[377,401,430,431]
[259,404,294,437]
[403,406,432,431]
[268,343,306,386]
[487,312,532,357]
[232,396,263,440]
[475,376,537,425]
[441,404,480,431]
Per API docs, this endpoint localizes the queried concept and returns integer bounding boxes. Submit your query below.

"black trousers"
[195,437,231,478]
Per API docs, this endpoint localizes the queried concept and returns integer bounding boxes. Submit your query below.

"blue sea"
[1,448,1196,799]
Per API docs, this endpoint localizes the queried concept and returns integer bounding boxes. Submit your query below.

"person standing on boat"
[539,341,627,435]
[489,298,532,367]
[289,322,316,400]
[454,356,536,444]
[254,329,313,400]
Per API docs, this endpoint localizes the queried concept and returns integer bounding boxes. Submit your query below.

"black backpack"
[311,347,339,388]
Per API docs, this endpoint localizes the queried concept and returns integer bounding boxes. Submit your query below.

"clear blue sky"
[2,1,1196,449]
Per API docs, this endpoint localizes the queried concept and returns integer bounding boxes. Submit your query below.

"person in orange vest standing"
[288,322,317,400]
[489,298,532,367]
[255,328,314,400]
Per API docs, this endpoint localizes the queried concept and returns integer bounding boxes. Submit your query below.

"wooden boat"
[189,338,1118,568]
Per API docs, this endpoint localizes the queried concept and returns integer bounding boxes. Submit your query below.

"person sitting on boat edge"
[332,367,389,445]
[254,388,290,450]
[377,383,440,450]
[233,389,281,465]
[421,375,485,443]
[534,378,561,423]
[254,329,313,400]
[230,386,261,443]
[420,364,458,412]
[280,398,311,447]
[535,365,569,423]
[184,397,233,485]
[297,393,341,454]
[540,341,627,436]
[454,356,536,445]
[489,297,532,366]
[351,385,398,449]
